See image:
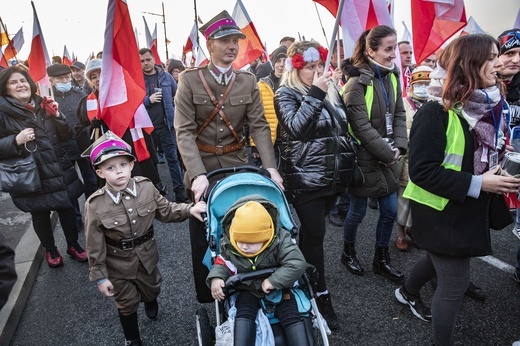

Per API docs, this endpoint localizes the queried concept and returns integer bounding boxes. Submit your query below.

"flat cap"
[46,64,72,77]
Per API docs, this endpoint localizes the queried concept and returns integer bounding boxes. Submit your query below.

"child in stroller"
[207,195,311,346]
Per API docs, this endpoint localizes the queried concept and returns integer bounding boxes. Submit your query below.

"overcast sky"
[3,0,519,63]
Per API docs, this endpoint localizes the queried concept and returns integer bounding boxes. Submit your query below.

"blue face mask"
[56,82,72,93]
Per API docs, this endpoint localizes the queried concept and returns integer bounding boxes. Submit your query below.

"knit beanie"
[229,201,274,258]
[498,28,520,55]
[270,46,287,66]
[410,65,432,85]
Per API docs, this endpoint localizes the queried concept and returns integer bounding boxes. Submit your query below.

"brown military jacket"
[174,62,276,188]
[84,176,192,282]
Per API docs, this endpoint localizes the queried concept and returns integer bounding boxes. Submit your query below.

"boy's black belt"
[105,228,154,250]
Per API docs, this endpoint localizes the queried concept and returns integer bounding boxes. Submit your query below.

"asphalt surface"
[2,163,520,346]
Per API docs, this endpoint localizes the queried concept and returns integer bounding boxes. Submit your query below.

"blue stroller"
[195,166,330,346]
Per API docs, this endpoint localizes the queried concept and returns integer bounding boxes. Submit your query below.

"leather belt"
[105,228,154,250]
[196,140,244,156]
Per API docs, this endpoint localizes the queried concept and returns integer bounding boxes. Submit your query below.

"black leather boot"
[341,242,364,275]
[144,298,158,320]
[284,321,311,346]
[118,311,142,345]
[373,247,404,283]
[233,318,256,346]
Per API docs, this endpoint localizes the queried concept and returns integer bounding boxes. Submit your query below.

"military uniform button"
[132,220,136,224]
[128,208,133,213]
[114,221,119,225]
[125,196,130,200]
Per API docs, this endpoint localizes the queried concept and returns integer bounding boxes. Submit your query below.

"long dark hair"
[442,34,500,110]
[0,65,38,97]
[350,25,397,67]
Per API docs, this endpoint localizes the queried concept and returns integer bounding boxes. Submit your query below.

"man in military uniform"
[174,10,283,303]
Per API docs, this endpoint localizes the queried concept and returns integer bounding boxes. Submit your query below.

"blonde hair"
[280,40,342,107]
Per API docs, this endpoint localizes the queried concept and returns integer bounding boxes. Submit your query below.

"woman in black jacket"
[0,65,86,267]
[274,40,357,330]
[396,35,520,345]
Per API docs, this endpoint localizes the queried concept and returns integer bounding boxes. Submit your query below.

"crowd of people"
[0,7,519,346]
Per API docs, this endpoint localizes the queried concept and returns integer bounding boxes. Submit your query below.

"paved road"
[8,164,520,346]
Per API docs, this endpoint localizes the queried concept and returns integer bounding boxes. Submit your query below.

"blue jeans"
[154,125,184,190]
[343,192,397,248]
[516,209,520,273]
[330,192,350,217]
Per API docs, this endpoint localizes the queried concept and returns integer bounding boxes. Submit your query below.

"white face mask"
[56,82,72,93]
[412,84,428,99]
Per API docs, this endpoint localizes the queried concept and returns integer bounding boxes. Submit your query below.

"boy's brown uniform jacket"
[84,176,192,282]
[174,63,276,187]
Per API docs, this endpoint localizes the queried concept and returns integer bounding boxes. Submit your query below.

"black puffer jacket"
[0,95,84,212]
[274,85,357,204]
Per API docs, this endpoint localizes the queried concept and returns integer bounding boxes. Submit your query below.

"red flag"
[411,0,467,65]
[27,1,51,95]
[312,0,339,17]
[143,16,162,65]
[98,0,153,161]
[231,0,265,70]
[183,22,198,56]
[62,45,73,66]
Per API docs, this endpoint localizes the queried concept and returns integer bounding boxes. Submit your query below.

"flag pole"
[194,0,200,47]
[324,0,346,73]
[314,2,329,48]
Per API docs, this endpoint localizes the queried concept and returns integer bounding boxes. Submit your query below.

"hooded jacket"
[206,195,306,298]
[341,58,407,197]
[0,95,84,212]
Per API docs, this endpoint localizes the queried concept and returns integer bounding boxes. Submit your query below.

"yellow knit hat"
[229,201,274,258]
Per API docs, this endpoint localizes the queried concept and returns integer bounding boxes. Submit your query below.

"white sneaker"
[512,224,520,241]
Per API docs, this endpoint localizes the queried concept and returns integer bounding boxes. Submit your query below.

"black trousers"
[189,217,213,303]
[31,207,78,251]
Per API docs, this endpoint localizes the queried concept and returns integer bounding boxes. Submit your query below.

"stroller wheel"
[196,307,213,346]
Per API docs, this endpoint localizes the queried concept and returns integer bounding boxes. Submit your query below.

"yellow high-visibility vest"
[403,109,465,211]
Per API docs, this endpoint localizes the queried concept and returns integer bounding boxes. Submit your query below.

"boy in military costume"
[83,131,206,346]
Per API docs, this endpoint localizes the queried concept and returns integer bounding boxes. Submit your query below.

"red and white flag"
[411,0,467,65]
[98,0,153,162]
[339,0,393,58]
[194,46,209,67]
[27,1,51,95]
[62,45,73,66]
[143,16,162,65]
[460,16,486,36]
[231,0,265,70]
[313,0,393,58]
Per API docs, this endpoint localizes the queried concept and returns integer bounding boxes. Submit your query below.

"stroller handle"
[206,165,271,180]
[225,267,278,292]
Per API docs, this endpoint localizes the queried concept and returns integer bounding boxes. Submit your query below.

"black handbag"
[0,143,41,194]
[489,193,513,230]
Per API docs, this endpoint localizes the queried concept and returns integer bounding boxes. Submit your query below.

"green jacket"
[206,195,306,298]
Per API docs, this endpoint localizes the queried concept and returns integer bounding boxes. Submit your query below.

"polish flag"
[194,46,209,67]
[143,16,162,65]
[62,45,73,66]
[0,50,8,69]
[231,0,265,70]
[27,1,51,96]
[98,0,153,161]
[411,0,467,65]
[460,16,486,36]
[2,27,24,61]
[313,0,393,58]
